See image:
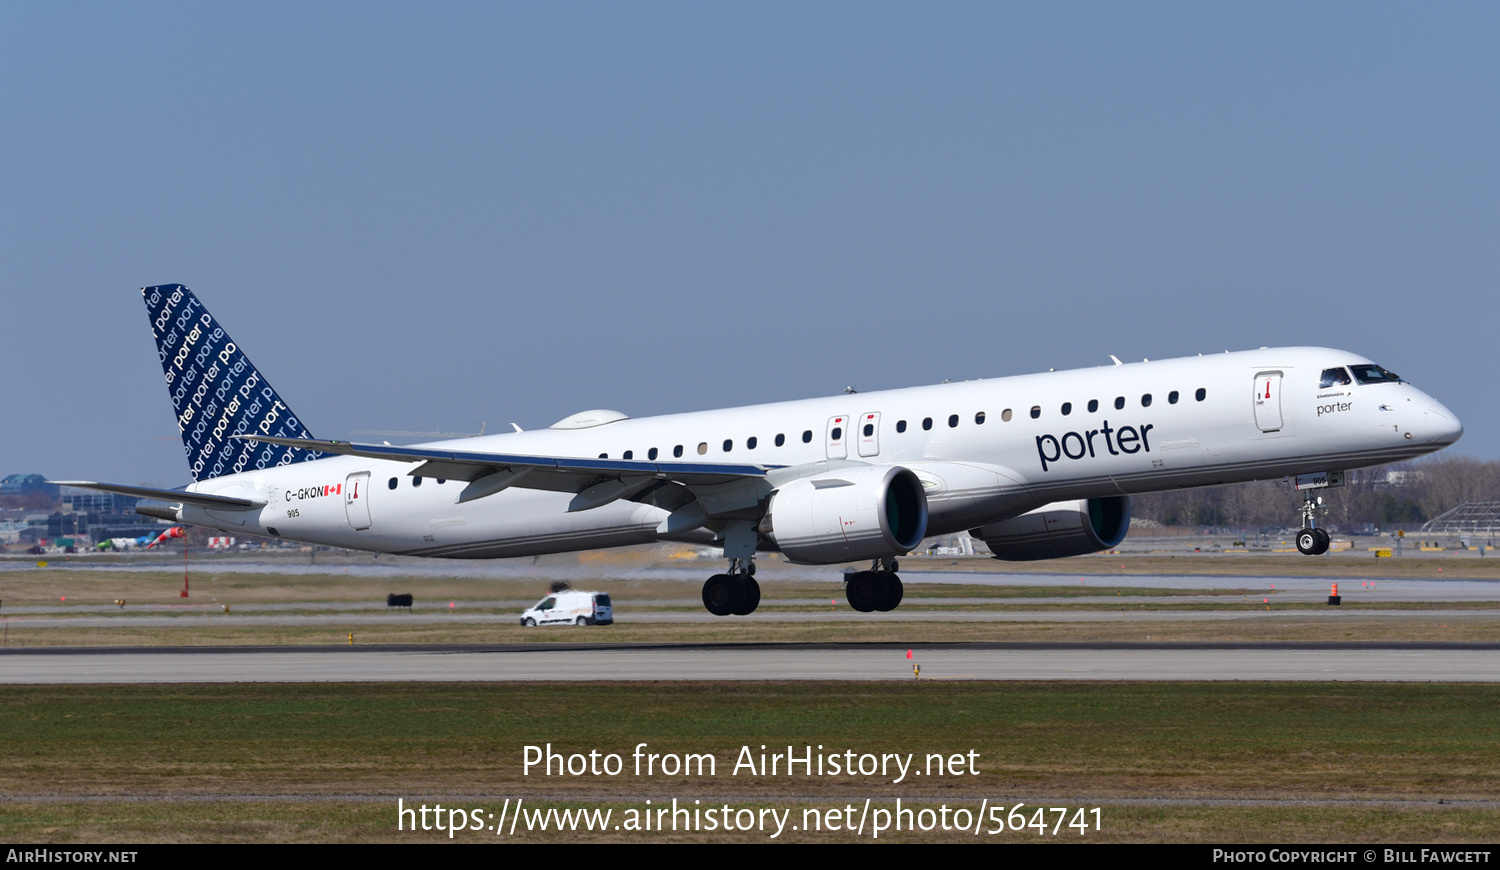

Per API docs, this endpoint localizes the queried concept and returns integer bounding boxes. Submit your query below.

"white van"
[520,590,613,626]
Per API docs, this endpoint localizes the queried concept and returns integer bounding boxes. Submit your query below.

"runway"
[3,607,1494,629]
[2,642,1496,683]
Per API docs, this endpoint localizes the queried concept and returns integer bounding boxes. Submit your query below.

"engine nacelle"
[763,465,928,565]
[972,496,1131,561]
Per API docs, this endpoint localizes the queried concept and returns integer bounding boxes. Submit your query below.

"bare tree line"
[1130,455,1500,532]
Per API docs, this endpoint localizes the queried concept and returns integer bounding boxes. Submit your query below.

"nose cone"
[1425,401,1464,446]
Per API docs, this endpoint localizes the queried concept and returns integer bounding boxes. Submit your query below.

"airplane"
[54,284,1464,616]
[94,526,184,552]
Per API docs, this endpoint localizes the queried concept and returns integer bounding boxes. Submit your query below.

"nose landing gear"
[1296,491,1331,555]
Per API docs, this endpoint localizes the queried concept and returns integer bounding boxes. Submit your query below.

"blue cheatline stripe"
[142,284,324,481]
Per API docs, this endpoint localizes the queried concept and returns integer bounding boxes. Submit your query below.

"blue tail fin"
[143,284,324,481]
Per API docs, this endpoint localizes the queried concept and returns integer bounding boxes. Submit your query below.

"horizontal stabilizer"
[47,481,266,510]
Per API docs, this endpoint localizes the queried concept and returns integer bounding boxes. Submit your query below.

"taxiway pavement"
[1,642,1495,683]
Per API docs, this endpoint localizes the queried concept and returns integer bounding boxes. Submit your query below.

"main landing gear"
[844,557,904,613]
[702,558,760,616]
[1296,491,1331,556]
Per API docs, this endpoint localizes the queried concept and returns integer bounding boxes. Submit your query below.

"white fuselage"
[176,347,1461,559]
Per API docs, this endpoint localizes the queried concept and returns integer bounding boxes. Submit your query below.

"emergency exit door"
[825,415,848,459]
[856,412,881,457]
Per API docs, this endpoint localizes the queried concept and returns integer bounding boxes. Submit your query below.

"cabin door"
[1253,372,1284,432]
[344,472,372,530]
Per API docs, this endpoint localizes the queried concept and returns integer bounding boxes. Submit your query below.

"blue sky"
[3,3,1496,486]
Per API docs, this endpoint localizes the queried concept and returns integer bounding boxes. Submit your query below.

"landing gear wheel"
[846,572,879,612]
[702,574,743,616]
[1296,529,1318,555]
[874,574,904,612]
[732,577,761,615]
[1312,528,1331,555]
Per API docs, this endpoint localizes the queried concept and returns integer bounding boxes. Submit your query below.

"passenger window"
[1001,409,1013,422]
[922,418,933,431]
[775,434,786,447]
[831,427,843,440]
[722,439,733,452]
[674,445,684,458]
[1195,388,1206,401]
[1320,367,1353,388]
[974,411,986,425]
[863,423,874,436]
[1114,396,1125,410]
[1168,391,1179,404]
[413,477,422,488]
[623,451,633,460]
[802,430,813,443]
[947,414,959,428]
[1088,399,1099,413]
[649,448,659,460]
[598,453,607,459]
[1142,393,1152,407]
[896,420,907,433]
[436,479,445,485]
[698,443,708,455]
[1030,406,1041,419]
[388,477,397,490]
[747,437,758,450]
[1061,402,1072,416]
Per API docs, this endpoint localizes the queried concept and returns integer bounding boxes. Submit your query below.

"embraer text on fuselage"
[1036,421,1155,472]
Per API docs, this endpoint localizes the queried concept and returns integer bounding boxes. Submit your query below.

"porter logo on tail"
[143,284,324,481]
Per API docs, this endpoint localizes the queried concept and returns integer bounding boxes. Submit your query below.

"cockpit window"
[1319,367,1352,388]
[1350,364,1403,385]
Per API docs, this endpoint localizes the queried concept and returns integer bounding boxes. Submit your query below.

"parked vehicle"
[521,591,613,626]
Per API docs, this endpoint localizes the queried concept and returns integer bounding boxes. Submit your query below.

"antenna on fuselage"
[1109,355,1123,366]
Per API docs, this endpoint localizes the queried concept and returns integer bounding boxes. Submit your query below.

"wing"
[232,435,777,518]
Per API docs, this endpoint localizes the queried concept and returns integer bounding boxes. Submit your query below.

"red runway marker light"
[448,601,455,609]
[906,649,913,660]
